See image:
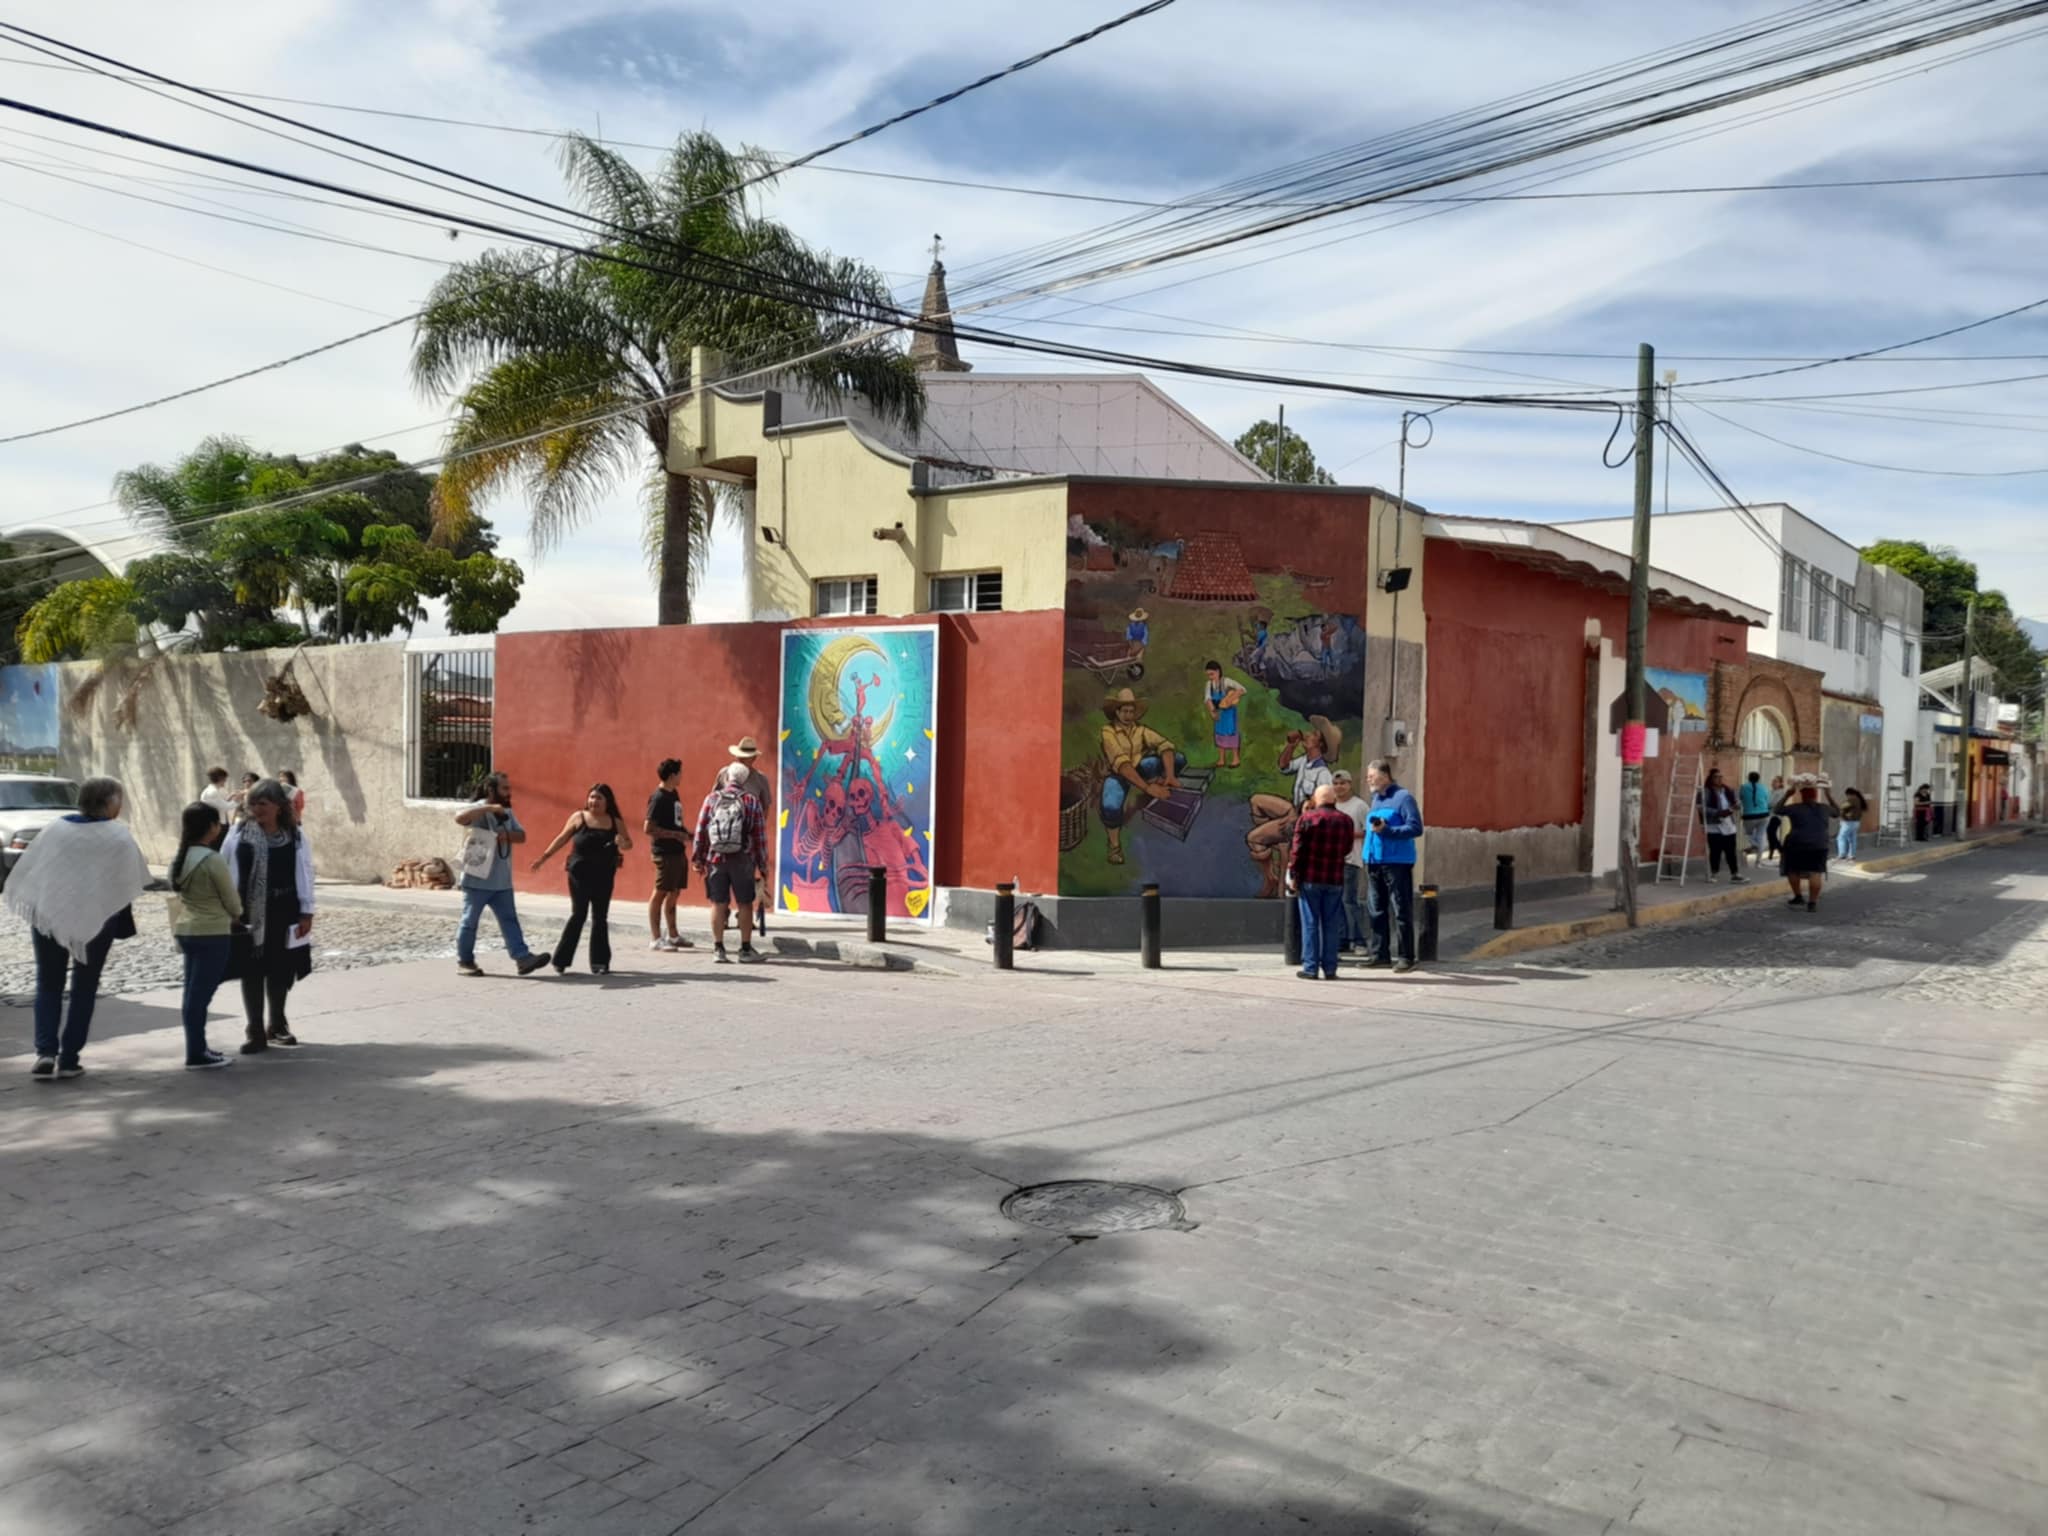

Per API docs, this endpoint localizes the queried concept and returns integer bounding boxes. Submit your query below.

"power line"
[1680,295,2048,387]
[1680,399,2048,476]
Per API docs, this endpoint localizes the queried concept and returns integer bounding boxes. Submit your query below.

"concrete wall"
[54,642,460,881]
[1820,695,1884,819]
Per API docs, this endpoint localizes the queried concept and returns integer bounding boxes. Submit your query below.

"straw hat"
[729,735,761,759]
[1307,714,1342,758]
[1102,687,1149,722]
[1128,608,1149,623]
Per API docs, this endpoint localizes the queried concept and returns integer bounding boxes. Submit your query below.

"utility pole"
[1272,402,1286,481]
[1616,343,1657,924]
[1957,597,1975,837]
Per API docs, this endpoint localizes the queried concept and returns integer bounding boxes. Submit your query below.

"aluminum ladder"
[1655,751,1703,884]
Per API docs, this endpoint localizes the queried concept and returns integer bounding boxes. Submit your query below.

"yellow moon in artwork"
[806,634,897,749]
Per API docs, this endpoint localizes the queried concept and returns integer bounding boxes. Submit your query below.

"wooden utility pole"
[1273,403,1286,481]
[1958,597,1975,837]
[1616,344,1657,924]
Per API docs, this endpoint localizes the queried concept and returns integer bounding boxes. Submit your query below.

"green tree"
[1234,418,1336,485]
[16,576,139,663]
[411,132,922,624]
[0,542,64,665]
[1862,539,2044,697]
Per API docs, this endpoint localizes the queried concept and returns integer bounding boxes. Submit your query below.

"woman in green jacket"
[171,801,242,1070]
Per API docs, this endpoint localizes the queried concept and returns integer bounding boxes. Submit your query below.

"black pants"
[1706,831,1739,876]
[554,861,615,971]
[240,924,298,1040]
[1766,816,1782,857]
[1365,863,1415,964]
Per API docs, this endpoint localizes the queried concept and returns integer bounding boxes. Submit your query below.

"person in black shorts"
[692,764,768,964]
[644,758,693,951]
[1773,775,1839,912]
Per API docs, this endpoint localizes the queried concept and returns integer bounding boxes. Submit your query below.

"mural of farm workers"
[1099,687,1185,866]
[1246,715,1341,898]
[1203,662,1246,768]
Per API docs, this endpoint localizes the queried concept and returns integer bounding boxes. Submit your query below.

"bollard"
[1494,854,1515,931]
[992,882,1015,970]
[1140,882,1162,969]
[867,867,887,943]
[1283,888,1302,968]
[1418,883,1440,962]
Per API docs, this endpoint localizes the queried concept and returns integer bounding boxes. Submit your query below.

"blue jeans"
[1836,821,1860,860]
[177,935,232,1062]
[1297,883,1345,979]
[1100,752,1189,828]
[32,926,113,1065]
[458,885,533,965]
[1366,863,1415,965]
[1341,865,1367,947]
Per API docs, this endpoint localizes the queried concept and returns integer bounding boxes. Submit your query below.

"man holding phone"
[1361,757,1424,973]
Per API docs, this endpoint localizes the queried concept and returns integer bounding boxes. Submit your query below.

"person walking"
[1765,774,1787,863]
[1913,782,1933,841]
[1836,786,1868,861]
[693,763,768,964]
[644,757,694,951]
[1287,785,1355,981]
[1696,768,1746,884]
[453,772,550,979]
[168,801,240,1070]
[275,769,307,820]
[8,776,149,1083]
[231,772,259,826]
[1361,758,1424,973]
[1329,768,1371,953]
[728,737,773,935]
[1774,775,1839,912]
[533,783,632,975]
[1739,770,1772,864]
[221,780,316,1051]
[200,767,235,821]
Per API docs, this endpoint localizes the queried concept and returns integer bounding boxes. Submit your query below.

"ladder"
[1656,751,1703,884]
[1878,771,1909,847]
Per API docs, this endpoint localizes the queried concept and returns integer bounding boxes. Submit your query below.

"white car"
[0,773,83,887]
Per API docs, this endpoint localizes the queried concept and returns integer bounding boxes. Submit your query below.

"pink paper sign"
[1621,723,1647,765]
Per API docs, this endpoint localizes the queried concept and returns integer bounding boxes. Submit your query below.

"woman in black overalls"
[533,783,632,975]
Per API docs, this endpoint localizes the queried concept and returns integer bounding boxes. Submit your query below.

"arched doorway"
[1740,706,1789,785]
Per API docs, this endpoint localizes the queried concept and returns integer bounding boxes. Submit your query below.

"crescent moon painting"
[777,626,939,923]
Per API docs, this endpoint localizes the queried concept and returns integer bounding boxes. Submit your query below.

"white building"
[1562,503,1926,826]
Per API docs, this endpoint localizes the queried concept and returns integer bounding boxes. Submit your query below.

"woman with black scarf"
[220,778,316,1053]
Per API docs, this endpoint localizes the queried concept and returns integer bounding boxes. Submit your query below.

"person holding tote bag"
[168,801,241,1070]
[221,779,316,1053]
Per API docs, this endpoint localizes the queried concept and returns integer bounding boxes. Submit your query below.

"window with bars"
[814,576,878,617]
[407,646,494,801]
[1836,590,1852,650]
[1809,568,1831,643]
[1781,554,1805,632]
[928,571,1003,613]
[1901,639,1916,678]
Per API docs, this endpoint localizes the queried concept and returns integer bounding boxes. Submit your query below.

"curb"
[1462,831,2029,961]
[764,934,959,976]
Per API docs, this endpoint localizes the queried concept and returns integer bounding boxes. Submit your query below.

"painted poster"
[1058,510,1367,899]
[1646,668,1709,735]
[0,664,60,772]
[775,625,939,922]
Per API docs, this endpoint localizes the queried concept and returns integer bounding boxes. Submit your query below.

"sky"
[1,0,2043,636]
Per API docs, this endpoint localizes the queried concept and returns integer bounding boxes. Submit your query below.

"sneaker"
[591,964,610,976]
[240,1038,268,1055]
[1806,900,1818,912]
[649,938,673,952]
[184,1051,231,1072]
[737,946,765,965]
[668,935,694,949]
[1731,874,1747,884]
[714,945,731,965]
[515,954,550,977]
[1705,875,1719,884]
[267,1028,300,1048]
[1297,970,1319,981]
[54,1062,85,1080]
[457,961,484,977]
[30,1056,55,1081]
[1391,960,1415,975]
[1787,895,1807,908]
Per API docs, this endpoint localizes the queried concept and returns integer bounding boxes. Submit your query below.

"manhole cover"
[1001,1180,1187,1236]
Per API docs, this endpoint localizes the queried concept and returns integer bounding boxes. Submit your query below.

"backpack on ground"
[985,897,1041,951]
[707,789,748,857]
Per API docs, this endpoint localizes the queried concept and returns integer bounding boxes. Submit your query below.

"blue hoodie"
[1363,783,1423,865]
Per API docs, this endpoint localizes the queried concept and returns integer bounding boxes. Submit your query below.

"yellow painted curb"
[1855,828,2024,875]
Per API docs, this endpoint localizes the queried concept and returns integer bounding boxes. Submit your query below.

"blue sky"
[1,0,2043,634]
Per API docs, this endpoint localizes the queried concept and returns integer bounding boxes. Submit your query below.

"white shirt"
[200,784,234,818]
[1284,754,1335,809]
[1331,794,1370,866]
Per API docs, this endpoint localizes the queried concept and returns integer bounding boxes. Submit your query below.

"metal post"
[1493,855,1515,931]
[992,882,1015,970]
[866,867,887,943]
[1616,342,1657,924]
[1283,889,1302,968]
[1140,883,1162,969]
[1418,883,1439,962]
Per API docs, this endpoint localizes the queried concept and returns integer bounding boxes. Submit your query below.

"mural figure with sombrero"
[1245,715,1342,898]
[1098,687,1185,866]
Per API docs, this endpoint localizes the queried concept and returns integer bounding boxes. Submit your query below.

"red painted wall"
[495,611,1064,910]
[1424,540,1749,844]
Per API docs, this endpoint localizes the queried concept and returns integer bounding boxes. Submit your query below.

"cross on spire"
[929,233,944,265]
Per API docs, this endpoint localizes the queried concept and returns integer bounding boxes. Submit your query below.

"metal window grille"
[1809,569,1830,642]
[1901,639,1916,679]
[815,577,878,616]
[409,647,494,800]
[928,571,1003,613]
[1836,592,1852,650]
[1781,555,1804,631]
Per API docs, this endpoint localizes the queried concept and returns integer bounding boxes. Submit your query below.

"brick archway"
[1733,672,1802,750]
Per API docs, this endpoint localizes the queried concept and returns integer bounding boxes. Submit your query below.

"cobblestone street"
[1,839,2042,1534]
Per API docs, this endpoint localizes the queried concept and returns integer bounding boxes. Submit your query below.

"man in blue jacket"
[1362,757,1424,973]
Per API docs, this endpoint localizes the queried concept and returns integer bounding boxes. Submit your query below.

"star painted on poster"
[904,747,918,762]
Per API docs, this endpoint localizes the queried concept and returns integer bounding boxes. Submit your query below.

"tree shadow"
[0,1014,1613,1536]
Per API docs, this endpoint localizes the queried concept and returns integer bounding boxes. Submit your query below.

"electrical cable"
[1677,399,2048,476]
[1679,295,2048,388]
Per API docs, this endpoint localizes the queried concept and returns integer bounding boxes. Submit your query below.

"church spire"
[909,234,971,373]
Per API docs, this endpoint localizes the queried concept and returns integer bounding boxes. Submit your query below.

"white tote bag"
[457,823,498,882]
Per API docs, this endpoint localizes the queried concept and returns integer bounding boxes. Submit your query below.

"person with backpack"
[728,737,773,936]
[169,801,241,1070]
[220,779,316,1051]
[693,763,768,964]
[452,772,550,979]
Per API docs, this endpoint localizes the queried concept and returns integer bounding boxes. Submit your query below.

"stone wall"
[53,642,459,883]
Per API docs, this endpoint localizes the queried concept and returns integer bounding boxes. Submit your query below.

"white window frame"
[1836,591,1852,651]
[1809,568,1831,643]
[814,576,878,617]
[1901,638,1916,679]
[927,570,1003,614]
[1781,554,1805,632]
[402,635,496,807]
[1855,610,1869,656]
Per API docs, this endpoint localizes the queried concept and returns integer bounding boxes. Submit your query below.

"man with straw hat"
[1097,687,1182,866]
[1246,715,1341,898]
[727,736,773,931]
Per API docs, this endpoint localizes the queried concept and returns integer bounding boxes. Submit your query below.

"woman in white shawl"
[220,778,316,1052]
[6,776,150,1082]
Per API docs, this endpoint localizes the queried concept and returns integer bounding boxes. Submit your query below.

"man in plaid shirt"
[692,764,770,964]
[1287,783,1355,980]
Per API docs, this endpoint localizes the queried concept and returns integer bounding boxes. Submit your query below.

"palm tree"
[412,133,923,624]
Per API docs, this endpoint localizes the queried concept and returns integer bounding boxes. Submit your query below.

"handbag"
[458,821,498,882]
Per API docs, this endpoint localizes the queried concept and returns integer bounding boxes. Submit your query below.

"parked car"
[0,773,83,888]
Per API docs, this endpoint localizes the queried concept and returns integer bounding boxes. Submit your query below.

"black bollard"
[1418,883,1440,962]
[1140,883,1162,969]
[1283,887,1302,968]
[993,882,1015,970]
[1493,855,1515,931]
[867,867,887,943]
